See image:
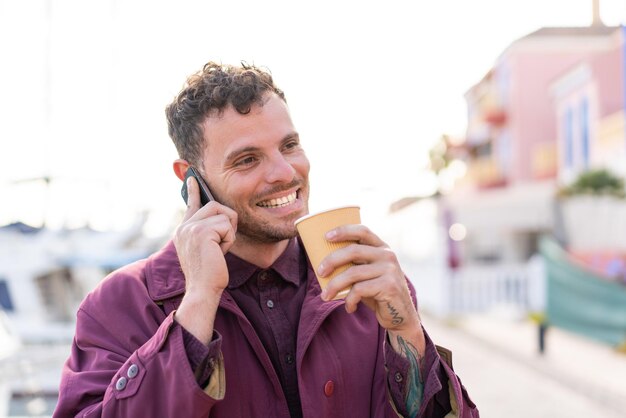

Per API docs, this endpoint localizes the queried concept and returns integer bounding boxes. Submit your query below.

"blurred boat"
[0,215,164,343]
[0,215,168,416]
[0,309,20,417]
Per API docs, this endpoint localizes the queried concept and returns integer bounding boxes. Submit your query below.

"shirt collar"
[225,237,303,289]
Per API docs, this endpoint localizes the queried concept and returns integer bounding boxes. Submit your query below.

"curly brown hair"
[165,61,286,170]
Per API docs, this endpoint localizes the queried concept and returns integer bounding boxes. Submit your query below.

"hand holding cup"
[295,206,361,299]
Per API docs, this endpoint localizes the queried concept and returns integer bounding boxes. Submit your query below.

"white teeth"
[258,192,297,208]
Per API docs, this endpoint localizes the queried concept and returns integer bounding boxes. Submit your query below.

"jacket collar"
[144,237,305,301]
[145,240,186,301]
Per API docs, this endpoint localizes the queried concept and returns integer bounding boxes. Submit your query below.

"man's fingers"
[189,201,238,235]
[318,244,382,278]
[326,224,387,248]
[199,214,237,254]
[218,204,238,234]
[180,199,239,254]
[218,220,237,253]
[323,263,384,300]
[343,281,378,313]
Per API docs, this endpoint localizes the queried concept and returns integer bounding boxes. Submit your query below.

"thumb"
[183,176,201,222]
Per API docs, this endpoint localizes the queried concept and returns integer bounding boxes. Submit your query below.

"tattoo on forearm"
[397,336,424,417]
[386,302,404,326]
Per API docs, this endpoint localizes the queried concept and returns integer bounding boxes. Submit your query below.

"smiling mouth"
[257,191,298,208]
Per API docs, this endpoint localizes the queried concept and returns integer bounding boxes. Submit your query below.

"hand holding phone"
[181,167,215,206]
[174,166,236,346]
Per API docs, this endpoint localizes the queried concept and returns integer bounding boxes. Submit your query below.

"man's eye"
[235,156,257,167]
[283,141,300,151]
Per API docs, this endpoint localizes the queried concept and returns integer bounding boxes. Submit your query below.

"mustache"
[254,179,304,201]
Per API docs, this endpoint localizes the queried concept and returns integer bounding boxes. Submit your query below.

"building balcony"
[531,141,558,179]
[484,109,507,126]
[466,157,507,188]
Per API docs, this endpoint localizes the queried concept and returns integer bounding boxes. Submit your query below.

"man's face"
[200,93,310,243]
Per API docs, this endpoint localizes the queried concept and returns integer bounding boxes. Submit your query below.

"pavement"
[422,311,626,418]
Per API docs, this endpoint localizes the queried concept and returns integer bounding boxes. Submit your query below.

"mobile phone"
[181,167,215,206]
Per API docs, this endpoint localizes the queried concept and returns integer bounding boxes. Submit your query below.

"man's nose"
[265,153,296,183]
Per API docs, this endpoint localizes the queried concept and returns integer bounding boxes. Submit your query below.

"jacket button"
[115,377,127,391]
[127,364,139,379]
[324,380,334,397]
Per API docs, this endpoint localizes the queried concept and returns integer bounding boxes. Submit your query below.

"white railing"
[402,254,546,317]
[448,263,537,314]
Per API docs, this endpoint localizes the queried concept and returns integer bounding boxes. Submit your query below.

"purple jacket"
[55,241,478,417]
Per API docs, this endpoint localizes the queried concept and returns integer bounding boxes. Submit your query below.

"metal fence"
[448,264,533,313]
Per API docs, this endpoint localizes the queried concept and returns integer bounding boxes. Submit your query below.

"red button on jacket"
[324,380,334,397]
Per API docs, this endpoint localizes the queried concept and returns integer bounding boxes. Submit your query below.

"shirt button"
[115,376,127,391]
[259,271,268,281]
[324,380,335,397]
[266,299,274,309]
[285,353,294,365]
[127,364,139,379]
[394,372,403,383]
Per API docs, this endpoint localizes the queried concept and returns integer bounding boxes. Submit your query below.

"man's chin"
[237,226,298,244]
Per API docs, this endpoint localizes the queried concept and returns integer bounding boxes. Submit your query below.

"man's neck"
[229,236,291,269]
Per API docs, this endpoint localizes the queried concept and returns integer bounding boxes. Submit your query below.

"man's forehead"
[201,96,295,159]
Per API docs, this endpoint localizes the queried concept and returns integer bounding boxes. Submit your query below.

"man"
[54,62,478,417]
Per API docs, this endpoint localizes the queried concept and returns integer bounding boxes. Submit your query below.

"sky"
[1,0,625,236]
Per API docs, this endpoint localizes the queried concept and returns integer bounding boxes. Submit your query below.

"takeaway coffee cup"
[295,206,361,299]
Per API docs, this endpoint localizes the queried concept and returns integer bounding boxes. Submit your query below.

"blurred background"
[1,0,626,416]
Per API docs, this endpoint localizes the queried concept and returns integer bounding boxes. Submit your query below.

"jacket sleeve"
[384,279,479,418]
[181,324,223,387]
[385,329,479,418]
[53,274,225,418]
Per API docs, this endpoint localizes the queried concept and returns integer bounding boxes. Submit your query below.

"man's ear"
[173,159,190,181]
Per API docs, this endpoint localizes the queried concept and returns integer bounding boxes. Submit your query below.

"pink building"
[464,25,621,188]
[551,27,626,183]
[446,23,624,264]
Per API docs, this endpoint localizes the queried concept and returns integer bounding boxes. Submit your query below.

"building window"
[35,268,81,321]
[580,97,590,168]
[0,279,14,312]
[475,141,493,158]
